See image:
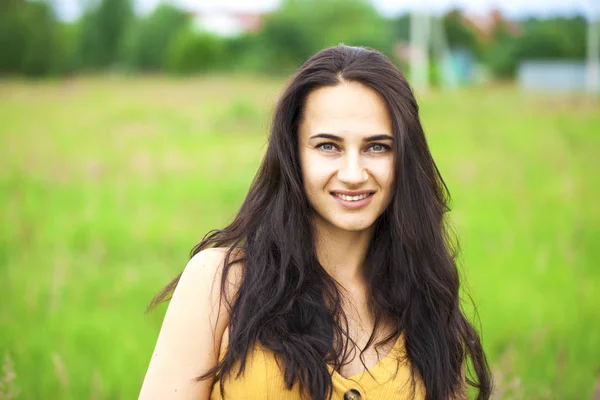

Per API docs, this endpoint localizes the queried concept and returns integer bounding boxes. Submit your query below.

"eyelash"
[315,142,391,153]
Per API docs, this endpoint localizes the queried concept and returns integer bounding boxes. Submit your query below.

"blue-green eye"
[369,143,390,152]
[316,142,337,152]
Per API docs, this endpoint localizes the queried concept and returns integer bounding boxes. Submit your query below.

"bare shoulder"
[193,247,245,299]
[183,247,245,287]
[139,247,245,400]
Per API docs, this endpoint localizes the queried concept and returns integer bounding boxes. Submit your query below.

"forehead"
[300,81,392,137]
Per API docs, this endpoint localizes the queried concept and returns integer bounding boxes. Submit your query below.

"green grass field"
[0,76,598,399]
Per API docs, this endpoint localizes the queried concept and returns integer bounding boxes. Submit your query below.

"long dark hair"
[150,45,492,400]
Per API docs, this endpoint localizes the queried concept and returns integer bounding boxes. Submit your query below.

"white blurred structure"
[516,2,599,93]
[518,61,598,93]
[409,12,462,90]
[191,10,264,37]
[587,13,600,93]
[406,0,598,92]
[409,12,432,90]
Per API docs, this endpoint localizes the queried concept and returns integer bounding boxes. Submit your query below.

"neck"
[311,214,375,285]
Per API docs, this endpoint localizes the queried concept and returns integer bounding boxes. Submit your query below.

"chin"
[330,217,376,232]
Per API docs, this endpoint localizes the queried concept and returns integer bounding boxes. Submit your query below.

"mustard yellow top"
[210,331,425,400]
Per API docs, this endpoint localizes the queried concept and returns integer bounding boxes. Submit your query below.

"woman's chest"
[210,343,425,400]
[336,292,398,379]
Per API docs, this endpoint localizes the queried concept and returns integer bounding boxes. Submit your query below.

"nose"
[337,152,368,184]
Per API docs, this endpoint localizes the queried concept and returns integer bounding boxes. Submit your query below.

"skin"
[298,80,396,377]
[297,80,394,284]
[139,81,397,397]
[139,248,243,399]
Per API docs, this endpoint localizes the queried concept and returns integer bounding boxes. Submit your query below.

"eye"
[368,143,391,153]
[316,142,338,152]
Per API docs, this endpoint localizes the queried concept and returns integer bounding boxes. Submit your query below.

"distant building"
[517,61,600,93]
[190,10,266,37]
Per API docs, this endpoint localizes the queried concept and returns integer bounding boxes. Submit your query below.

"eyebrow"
[309,133,394,142]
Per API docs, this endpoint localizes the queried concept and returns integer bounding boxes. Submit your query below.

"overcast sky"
[53,0,599,21]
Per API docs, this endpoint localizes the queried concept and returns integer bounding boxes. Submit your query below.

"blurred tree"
[220,33,264,72]
[122,4,189,71]
[0,0,62,76]
[78,0,134,69]
[0,0,27,73]
[20,1,59,76]
[391,13,410,42]
[166,29,226,74]
[517,17,587,60]
[484,24,516,78]
[254,0,393,73]
[54,21,81,74]
[443,9,483,57]
[485,16,588,78]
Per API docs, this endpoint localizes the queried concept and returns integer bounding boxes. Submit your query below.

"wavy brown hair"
[150,44,492,400]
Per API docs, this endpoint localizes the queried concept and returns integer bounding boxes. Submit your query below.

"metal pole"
[410,11,430,91]
[587,5,600,93]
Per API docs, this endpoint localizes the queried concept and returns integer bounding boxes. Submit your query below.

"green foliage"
[20,2,60,76]
[53,22,81,74]
[391,13,411,42]
[443,9,483,57]
[221,34,265,72]
[485,25,518,78]
[254,0,394,73]
[166,29,226,74]
[77,0,134,69]
[519,17,587,60]
[0,1,593,80]
[122,4,189,71]
[0,0,62,76]
[0,1,29,73]
[485,16,589,78]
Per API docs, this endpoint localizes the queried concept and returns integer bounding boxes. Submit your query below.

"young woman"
[139,45,492,400]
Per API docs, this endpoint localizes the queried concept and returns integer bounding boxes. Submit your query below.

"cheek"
[301,153,334,194]
[371,157,395,190]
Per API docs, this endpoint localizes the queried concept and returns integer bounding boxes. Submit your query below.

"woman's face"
[298,81,395,233]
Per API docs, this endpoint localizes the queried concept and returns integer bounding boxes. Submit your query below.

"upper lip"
[330,190,375,195]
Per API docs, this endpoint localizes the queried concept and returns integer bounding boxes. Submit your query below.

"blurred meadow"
[1,0,600,399]
[1,75,599,400]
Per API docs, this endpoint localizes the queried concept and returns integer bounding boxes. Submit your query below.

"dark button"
[344,388,362,400]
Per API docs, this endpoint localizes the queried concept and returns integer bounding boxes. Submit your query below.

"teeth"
[334,193,371,201]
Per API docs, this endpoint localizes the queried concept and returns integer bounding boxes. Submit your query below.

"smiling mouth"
[331,192,374,202]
